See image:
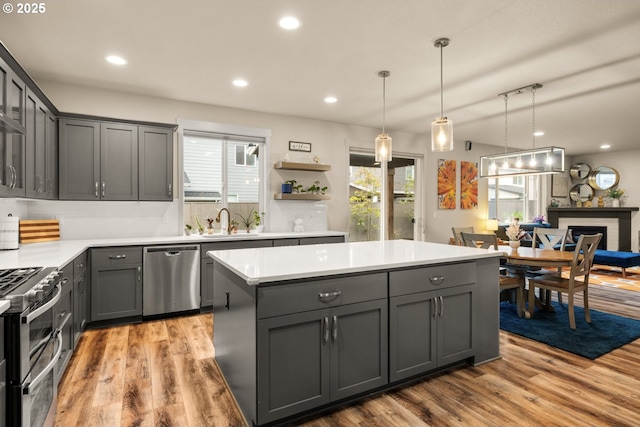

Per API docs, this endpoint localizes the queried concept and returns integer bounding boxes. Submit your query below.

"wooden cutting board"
[19,219,60,243]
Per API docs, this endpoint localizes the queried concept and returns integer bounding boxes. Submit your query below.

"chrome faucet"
[216,208,231,234]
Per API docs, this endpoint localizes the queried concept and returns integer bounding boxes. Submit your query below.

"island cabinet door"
[437,284,475,366]
[329,299,388,401]
[257,309,331,425]
[389,291,437,382]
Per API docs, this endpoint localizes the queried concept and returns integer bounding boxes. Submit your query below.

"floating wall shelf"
[274,193,330,201]
[274,161,331,172]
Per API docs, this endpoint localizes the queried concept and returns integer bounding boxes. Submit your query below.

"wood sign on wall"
[437,159,456,209]
[460,161,478,209]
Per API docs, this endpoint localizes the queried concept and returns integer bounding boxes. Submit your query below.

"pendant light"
[431,38,453,152]
[479,83,565,178]
[375,70,392,162]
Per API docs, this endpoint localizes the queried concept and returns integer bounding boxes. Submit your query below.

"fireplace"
[569,226,607,249]
[548,207,638,251]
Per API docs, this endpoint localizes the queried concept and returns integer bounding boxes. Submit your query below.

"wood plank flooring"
[56,283,640,427]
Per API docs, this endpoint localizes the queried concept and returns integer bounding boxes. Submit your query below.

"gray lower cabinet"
[257,299,388,424]
[90,246,142,322]
[389,263,476,382]
[200,239,273,308]
[73,252,88,346]
[54,263,74,385]
[299,236,345,245]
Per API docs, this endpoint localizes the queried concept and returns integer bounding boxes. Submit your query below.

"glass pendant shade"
[375,133,392,162]
[431,117,453,152]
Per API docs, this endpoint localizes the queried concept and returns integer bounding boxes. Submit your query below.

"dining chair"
[529,227,570,304]
[527,233,602,329]
[461,232,525,317]
[452,226,474,245]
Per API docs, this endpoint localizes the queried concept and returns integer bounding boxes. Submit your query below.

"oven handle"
[25,283,63,324]
[25,330,62,393]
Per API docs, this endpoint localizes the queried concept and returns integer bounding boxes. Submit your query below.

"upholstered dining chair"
[452,226,474,245]
[527,233,602,329]
[461,232,525,317]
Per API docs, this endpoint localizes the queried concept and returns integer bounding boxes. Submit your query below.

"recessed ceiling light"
[324,96,337,103]
[279,16,300,30]
[105,55,127,65]
[533,131,544,137]
[600,144,611,149]
[233,79,249,87]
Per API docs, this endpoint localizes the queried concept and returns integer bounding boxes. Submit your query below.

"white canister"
[0,215,19,250]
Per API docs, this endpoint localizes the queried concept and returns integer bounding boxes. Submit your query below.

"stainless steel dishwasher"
[143,245,200,316]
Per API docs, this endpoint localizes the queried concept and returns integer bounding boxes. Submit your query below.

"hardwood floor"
[56,284,640,427]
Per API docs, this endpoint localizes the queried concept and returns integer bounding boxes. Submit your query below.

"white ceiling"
[2,0,640,156]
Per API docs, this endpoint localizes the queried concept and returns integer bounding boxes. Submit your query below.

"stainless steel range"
[1,267,64,427]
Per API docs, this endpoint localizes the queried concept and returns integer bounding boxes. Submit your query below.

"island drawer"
[389,262,475,297]
[257,272,387,319]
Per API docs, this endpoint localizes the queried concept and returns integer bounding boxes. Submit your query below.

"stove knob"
[26,289,43,303]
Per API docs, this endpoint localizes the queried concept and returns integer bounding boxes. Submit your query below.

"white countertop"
[0,300,10,314]
[0,231,347,270]
[208,240,502,285]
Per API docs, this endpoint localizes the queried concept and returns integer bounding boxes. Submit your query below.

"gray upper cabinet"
[0,58,26,197]
[139,126,173,201]
[100,122,138,200]
[59,117,173,201]
[59,119,100,200]
[25,89,57,199]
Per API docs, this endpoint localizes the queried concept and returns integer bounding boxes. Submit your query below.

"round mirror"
[570,184,594,202]
[570,163,591,180]
[587,166,619,190]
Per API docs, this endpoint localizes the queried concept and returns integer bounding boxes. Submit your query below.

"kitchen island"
[208,240,503,427]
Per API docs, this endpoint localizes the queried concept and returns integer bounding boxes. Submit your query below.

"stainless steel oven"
[1,267,64,427]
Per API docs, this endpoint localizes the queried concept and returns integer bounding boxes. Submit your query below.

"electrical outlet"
[161,214,168,224]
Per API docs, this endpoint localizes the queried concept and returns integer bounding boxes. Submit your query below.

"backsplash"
[268,200,328,232]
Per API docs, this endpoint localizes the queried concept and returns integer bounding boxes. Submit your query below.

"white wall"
[0,80,508,243]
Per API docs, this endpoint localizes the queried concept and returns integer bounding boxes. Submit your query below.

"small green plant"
[253,210,264,226]
[606,188,625,199]
[195,217,205,233]
[185,224,192,230]
[236,208,256,230]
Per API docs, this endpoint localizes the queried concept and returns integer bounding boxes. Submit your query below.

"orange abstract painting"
[437,159,456,209]
[460,161,478,209]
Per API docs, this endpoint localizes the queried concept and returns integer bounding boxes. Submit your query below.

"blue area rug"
[500,301,640,359]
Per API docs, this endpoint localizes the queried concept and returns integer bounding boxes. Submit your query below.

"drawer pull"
[429,275,445,285]
[109,254,126,260]
[318,290,342,299]
[225,291,230,310]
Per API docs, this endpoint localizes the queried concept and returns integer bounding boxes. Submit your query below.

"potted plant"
[533,215,545,224]
[184,224,192,235]
[229,219,239,234]
[606,188,625,207]
[206,217,215,234]
[505,222,522,249]
[282,179,296,194]
[195,217,205,235]
[253,210,265,232]
[236,208,256,233]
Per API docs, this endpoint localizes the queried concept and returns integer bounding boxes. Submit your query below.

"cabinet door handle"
[331,315,338,342]
[137,266,141,282]
[439,296,444,317]
[10,166,16,188]
[323,317,329,343]
[168,183,172,197]
[224,291,230,310]
[432,298,437,318]
[430,275,445,285]
[95,182,99,198]
[102,182,106,198]
[318,290,341,299]
[109,254,126,260]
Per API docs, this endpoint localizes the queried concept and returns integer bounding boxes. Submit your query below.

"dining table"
[496,245,577,318]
